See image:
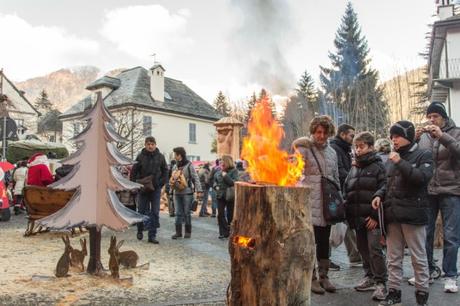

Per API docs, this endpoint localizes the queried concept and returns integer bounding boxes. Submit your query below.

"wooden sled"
[23,186,84,236]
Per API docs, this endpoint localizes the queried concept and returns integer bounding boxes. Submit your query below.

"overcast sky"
[0,0,436,103]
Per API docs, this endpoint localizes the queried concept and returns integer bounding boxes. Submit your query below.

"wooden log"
[228,182,314,306]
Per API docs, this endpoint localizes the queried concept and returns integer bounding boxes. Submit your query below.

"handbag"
[310,148,346,224]
[191,196,198,212]
[136,175,155,192]
[225,186,235,202]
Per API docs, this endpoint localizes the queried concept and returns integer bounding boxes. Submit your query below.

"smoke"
[230,0,296,96]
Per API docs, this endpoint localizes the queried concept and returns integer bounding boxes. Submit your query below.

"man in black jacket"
[330,123,361,268]
[330,123,355,188]
[130,137,168,244]
[373,121,433,306]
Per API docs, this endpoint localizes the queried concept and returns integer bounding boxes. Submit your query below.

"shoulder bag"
[310,148,346,224]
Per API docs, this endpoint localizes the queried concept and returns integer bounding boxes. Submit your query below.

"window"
[15,119,25,135]
[143,116,152,136]
[189,123,196,143]
[187,155,200,162]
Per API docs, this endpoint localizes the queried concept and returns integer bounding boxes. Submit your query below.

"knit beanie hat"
[389,120,415,143]
[426,102,448,119]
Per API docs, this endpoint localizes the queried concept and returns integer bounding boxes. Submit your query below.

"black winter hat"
[426,102,448,119]
[389,120,415,143]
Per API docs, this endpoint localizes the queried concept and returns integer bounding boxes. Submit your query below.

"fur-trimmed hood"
[292,136,313,150]
[292,136,328,151]
[28,153,49,168]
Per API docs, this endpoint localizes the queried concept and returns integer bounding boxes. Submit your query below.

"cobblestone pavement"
[1,211,459,305]
[320,241,460,306]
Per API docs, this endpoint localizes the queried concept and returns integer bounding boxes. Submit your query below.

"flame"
[241,96,304,186]
[234,236,255,249]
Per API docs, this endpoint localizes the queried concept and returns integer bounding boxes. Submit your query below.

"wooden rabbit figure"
[70,238,87,272]
[55,236,72,277]
[108,235,120,279]
[117,240,139,268]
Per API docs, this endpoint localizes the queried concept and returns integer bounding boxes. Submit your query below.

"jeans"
[175,194,193,226]
[137,188,162,239]
[167,193,175,216]
[356,227,387,283]
[210,189,217,215]
[200,187,210,215]
[426,195,460,278]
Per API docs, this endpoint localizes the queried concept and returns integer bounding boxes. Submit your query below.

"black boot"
[415,290,429,306]
[136,221,144,240]
[172,224,182,239]
[184,224,191,238]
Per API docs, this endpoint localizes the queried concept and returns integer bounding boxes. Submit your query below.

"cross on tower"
[150,53,158,64]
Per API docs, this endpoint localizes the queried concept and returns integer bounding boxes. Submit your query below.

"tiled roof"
[86,76,121,90]
[61,67,221,121]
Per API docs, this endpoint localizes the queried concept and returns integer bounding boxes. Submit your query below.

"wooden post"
[87,226,104,275]
[228,182,315,306]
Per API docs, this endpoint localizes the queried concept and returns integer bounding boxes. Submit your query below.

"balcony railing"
[438,58,460,80]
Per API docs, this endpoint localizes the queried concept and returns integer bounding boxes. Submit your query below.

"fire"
[234,236,256,249]
[241,96,304,186]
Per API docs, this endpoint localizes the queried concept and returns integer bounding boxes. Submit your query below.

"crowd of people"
[289,101,459,306]
[128,136,247,243]
[117,101,459,306]
[1,100,458,306]
[0,152,56,217]
[125,101,459,306]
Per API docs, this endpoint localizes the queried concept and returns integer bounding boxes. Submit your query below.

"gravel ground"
[0,210,229,306]
[2,209,459,306]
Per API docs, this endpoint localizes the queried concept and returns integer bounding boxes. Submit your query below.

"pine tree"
[320,2,389,135]
[296,70,319,116]
[35,89,53,111]
[213,91,231,117]
[259,88,277,119]
[282,72,318,149]
[245,92,258,124]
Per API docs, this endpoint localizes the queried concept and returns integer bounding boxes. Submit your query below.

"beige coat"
[292,137,340,227]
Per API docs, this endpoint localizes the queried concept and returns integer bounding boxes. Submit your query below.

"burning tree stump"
[228,182,314,306]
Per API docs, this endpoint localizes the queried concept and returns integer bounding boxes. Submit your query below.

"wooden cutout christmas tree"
[38,92,146,275]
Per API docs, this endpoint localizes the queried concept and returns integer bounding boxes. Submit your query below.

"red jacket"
[0,181,8,209]
[27,153,54,187]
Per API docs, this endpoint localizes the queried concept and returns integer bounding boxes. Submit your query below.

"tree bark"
[87,226,104,275]
[228,182,315,306]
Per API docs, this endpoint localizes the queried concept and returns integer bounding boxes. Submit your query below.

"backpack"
[170,163,191,192]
